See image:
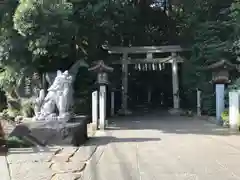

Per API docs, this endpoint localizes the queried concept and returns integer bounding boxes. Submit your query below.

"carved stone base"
[9,115,89,147]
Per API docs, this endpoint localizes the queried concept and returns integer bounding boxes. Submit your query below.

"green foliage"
[180,0,240,63]
[0,0,30,68]
[221,108,240,129]
[179,0,240,115]
[1,0,240,116]
[6,136,33,148]
[0,66,22,114]
[13,0,76,68]
[0,66,20,94]
[7,108,21,118]
[0,0,32,113]
[21,100,34,117]
[221,109,229,122]
[14,0,74,37]
[1,0,181,68]
[228,78,240,91]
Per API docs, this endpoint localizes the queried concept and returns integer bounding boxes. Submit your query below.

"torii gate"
[103,45,186,115]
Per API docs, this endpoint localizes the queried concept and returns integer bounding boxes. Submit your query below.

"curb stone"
[0,153,10,180]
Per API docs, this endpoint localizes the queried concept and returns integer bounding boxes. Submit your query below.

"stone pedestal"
[216,84,225,124]
[229,91,239,131]
[9,115,88,147]
[99,85,106,130]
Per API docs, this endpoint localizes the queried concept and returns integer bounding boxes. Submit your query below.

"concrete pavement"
[3,113,240,180]
[81,114,240,180]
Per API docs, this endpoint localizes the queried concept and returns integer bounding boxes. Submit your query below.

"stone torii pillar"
[118,53,132,115]
[122,53,128,114]
[171,52,180,110]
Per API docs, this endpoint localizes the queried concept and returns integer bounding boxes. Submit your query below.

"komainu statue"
[33,60,88,123]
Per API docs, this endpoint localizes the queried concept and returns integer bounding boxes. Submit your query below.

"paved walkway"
[3,113,240,180]
[82,113,240,180]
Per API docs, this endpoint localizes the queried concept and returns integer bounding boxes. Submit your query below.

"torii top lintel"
[102,45,187,54]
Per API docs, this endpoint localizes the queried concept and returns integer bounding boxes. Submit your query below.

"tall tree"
[13,0,77,71]
[178,0,240,113]
[0,0,30,101]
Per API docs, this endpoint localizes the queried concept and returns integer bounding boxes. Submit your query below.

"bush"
[221,109,240,129]
[221,109,229,121]
[73,98,90,115]
[221,109,229,126]
[21,100,34,117]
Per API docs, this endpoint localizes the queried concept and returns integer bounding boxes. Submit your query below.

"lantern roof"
[88,60,113,73]
[203,59,237,70]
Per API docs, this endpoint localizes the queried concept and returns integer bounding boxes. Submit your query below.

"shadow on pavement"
[84,136,161,147]
[106,112,240,136]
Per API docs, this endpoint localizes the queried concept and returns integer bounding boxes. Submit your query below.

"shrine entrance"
[128,63,173,110]
[103,45,186,115]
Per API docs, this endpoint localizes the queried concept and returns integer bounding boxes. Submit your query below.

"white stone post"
[99,85,106,130]
[111,91,115,116]
[229,91,239,130]
[197,89,201,116]
[216,84,225,124]
[171,52,180,109]
[92,91,98,130]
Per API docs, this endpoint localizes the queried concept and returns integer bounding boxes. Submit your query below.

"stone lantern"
[89,60,113,84]
[206,59,235,84]
[89,60,113,130]
[204,59,237,124]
